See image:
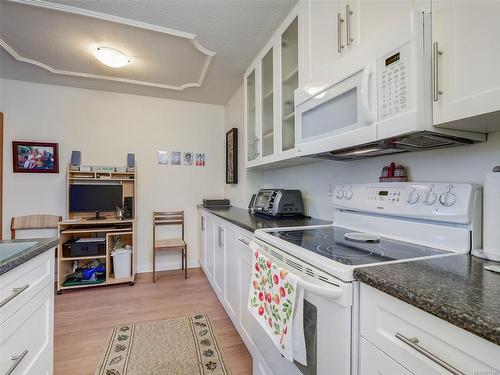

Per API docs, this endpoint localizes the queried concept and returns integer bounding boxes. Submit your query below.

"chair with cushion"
[11,214,62,239]
[152,211,187,282]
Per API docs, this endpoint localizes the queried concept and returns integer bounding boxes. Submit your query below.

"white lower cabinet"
[198,210,256,357]
[360,284,500,374]
[360,337,412,375]
[213,224,226,297]
[224,228,238,320]
[0,249,55,375]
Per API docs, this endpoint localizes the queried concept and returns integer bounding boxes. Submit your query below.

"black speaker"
[123,197,133,219]
[127,153,135,172]
[70,151,81,170]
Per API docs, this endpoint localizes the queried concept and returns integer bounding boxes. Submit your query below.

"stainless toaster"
[252,189,305,217]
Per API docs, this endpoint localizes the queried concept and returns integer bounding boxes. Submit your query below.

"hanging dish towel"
[248,241,307,365]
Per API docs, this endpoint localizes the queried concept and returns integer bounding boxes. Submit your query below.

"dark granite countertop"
[354,255,500,346]
[0,238,59,276]
[198,205,331,233]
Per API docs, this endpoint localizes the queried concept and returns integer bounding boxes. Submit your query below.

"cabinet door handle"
[395,333,464,375]
[346,4,354,46]
[337,13,345,53]
[5,350,29,375]
[254,137,260,157]
[238,238,250,246]
[201,217,205,231]
[432,42,443,101]
[0,284,29,309]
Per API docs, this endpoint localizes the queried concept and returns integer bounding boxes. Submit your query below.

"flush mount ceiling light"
[95,47,130,68]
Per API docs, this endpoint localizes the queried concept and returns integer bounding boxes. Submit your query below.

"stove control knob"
[335,186,344,199]
[407,189,419,204]
[440,191,457,207]
[344,187,353,200]
[423,191,437,205]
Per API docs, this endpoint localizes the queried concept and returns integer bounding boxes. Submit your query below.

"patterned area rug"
[94,314,231,375]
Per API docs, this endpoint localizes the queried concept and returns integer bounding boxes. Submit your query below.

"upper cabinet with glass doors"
[244,4,302,169]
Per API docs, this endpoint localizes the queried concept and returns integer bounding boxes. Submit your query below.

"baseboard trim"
[136,260,200,274]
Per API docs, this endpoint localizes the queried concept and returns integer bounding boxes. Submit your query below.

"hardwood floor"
[54,268,253,375]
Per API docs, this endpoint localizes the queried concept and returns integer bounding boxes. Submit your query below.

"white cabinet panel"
[213,224,225,297]
[0,250,54,325]
[200,215,206,270]
[0,284,53,375]
[302,0,342,84]
[360,284,500,374]
[360,337,412,375]
[224,228,238,320]
[204,217,215,279]
[432,0,500,131]
[236,236,254,346]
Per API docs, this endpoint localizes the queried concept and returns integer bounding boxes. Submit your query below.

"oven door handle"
[250,240,343,300]
[297,278,343,300]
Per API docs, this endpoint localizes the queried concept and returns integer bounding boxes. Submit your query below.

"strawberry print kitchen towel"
[248,241,306,364]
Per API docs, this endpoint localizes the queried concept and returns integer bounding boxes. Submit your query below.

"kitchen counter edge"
[0,238,59,276]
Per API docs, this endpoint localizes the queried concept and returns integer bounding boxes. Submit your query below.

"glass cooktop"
[267,227,450,266]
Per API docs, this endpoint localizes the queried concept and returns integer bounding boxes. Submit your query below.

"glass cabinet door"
[261,48,274,157]
[246,70,257,162]
[281,17,298,152]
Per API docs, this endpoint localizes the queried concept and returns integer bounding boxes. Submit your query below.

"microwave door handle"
[360,64,375,124]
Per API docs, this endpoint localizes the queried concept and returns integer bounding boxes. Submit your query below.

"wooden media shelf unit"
[56,166,137,293]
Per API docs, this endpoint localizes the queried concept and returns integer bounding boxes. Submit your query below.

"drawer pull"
[395,333,464,375]
[238,238,250,246]
[5,350,28,375]
[0,284,29,308]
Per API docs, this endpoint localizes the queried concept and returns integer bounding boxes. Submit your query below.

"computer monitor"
[69,184,123,219]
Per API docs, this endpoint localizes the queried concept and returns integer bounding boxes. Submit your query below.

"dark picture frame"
[13,141,59,173]
[226,128,238,184]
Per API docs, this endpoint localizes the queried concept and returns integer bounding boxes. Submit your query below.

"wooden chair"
[11,214,62,239]
[153,211,187,281]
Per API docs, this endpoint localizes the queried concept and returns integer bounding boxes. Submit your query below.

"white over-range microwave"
[294,12,485,160]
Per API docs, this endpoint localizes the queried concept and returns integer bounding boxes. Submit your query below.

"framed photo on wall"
[13,141,59,173]
[226,128,238,184]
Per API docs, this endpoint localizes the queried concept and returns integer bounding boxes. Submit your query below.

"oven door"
[295,63,377,157]
[249,240,352,375]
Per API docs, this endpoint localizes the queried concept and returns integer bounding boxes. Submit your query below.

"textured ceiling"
[0,0,298,104]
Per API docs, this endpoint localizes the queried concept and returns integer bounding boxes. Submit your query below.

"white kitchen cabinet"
[360,337,412,375]
[213,224,225,297]
[0,249,55,375]
[235,235,254,347]
[432,1,500,132]
[360,284,500,374]
[203,215,215,279]
[197,209,256,356]
[245,4,304,169]
[224,228,238,320]
[200,215,206,270]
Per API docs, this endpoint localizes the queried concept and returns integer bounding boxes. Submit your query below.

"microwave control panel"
[378,45,410,120]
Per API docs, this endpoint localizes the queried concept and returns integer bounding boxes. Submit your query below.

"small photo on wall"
[183,152,193,166]
[195,153,206,166]
[158,151,168,165]
[170,151,181,165]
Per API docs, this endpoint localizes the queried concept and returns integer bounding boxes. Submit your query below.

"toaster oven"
[252,189,305,217]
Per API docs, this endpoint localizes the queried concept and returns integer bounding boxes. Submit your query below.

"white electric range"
[250,183,482,375]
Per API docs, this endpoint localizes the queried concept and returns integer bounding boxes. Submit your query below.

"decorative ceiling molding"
[1,0,216,90]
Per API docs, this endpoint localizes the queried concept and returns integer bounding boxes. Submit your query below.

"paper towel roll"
[473,169,500,261]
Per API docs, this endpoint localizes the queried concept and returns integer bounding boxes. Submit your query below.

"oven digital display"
[385,52,400,66]
[378,191,389,196]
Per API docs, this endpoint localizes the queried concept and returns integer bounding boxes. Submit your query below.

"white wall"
[226,83,500,221]
[2,79,225,272]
